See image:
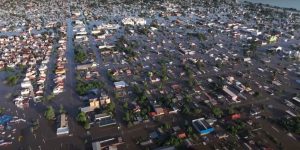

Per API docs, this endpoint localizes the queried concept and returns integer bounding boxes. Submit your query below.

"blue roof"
[192,118,214,135]
[0,115,12,125]
[200,128,215,135]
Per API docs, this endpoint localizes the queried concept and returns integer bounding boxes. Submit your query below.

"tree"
[133,84,142,95]
[158,83,163,90]
[161,64,168,81]
[227,107,236,115]
[227,126,238,135]
[279,117,300,134]
[254,91,260,97]
[76,111,87,123]
[187,126,193,135]
[182,105,191,115]
[187,33,207,41]
[76,111,90,130]
[183,94,192,103]
[32,119,40,131]
[6,75,19,86]
[271,70,278,80]
[196,60,205,70]
[163,123,171,130]
[193,108,202,114]
[44,106,55,120]
[76,81,104,95]
[75,47,87,63]
[0,107,5,115]
[165,136,182,147]
[123,111,131,123]
[148,71,153,78]
[84,121,90,129]
[106,103,115,116]
[123,102,129,110]
[212,107,223,118]
[197,33,207,41]
[59,104,66,114]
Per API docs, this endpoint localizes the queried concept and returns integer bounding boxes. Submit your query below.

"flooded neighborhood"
[0,0,299,150]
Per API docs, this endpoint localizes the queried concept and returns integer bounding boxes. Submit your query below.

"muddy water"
[0,17,88,149]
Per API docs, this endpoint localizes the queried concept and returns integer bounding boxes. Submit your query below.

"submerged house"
[56,114,69,136]
[95,113,116,127]
[222,86,239,102]
[114,81,127,89]
[92,137,124,150]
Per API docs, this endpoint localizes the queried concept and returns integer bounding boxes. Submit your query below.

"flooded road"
[0,17,87,150]
[0,0,299,149]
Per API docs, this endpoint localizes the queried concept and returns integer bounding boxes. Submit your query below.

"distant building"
[150,76,160,83]
[217,132,229,139]
[291,97,300,106]
[76,62,98,70]
[150,104,165,117]
[223,86,239,102]
[99,45,115,49]
[154,146,176,150]
[21,81,32,88]
[139,139,153,146]
[294,51,300,60]
[243,57,251,62]
[122,17,147,26]
[114,81,127,89]
[72,11,81,16]
[230,113,241,120]
[96,24,120,30]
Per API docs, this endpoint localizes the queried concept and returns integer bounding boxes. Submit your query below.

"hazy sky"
[243,0,300,10]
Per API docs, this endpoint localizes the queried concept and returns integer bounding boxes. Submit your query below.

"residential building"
[56,114,69,136]
[95,113,116,127]
[92,137,123,150]
[192,118,214,135]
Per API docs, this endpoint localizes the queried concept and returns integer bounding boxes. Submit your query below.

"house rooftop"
[92,137,123,150]
[57,114,69,135]
[192,118,214,135]
[60,114,68,128]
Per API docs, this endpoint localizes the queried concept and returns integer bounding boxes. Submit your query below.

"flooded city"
[0,0,299,150]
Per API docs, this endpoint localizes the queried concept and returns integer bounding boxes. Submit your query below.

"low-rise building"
[76,62,98,70]
[95,113,116,127]
[56,114,69,136]
[92,137,123,150]
[114,81,127,89]
[192,118,214,135]
[223,86,239,102]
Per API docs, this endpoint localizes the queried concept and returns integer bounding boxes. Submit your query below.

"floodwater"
[0,17,86,149]
[243,0,300,10]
